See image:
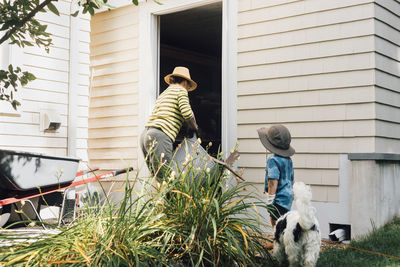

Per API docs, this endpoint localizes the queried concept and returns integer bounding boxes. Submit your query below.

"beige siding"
[89,5,139,170]
[0,0,90,161]
[237,0,376,202]
[374,0,400,153]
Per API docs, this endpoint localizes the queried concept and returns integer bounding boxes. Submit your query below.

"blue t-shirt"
[264,154,294,211]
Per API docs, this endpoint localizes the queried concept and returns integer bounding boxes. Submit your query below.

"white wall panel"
[0,2,90,162]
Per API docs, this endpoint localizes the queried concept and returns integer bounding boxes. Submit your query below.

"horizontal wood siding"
[237,0,376,202]
[374,0,400,153]
[0,0,90,161]
[89,5,139,170]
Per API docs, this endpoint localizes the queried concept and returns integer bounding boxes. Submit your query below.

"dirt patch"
[262,235,343,251]
[321,239,345,250]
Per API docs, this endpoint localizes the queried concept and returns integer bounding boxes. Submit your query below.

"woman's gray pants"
[140,127,173,180]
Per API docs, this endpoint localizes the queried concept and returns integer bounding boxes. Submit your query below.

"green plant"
[154,162,272,266]
[0,65,35,109]
[0,152,273,266]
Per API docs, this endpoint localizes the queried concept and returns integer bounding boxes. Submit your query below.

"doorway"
[158,2,222,156]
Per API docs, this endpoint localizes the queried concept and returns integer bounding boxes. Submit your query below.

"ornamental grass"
[0,148,273,266]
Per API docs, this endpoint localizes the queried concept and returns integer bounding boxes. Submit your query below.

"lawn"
[317,217,400,267]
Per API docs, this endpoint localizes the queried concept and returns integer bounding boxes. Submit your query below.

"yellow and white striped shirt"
[146,84,194,141]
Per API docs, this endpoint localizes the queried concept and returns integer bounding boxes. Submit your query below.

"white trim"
[142,0,220,15]
[67,9,80,157]
[0,41,10,70]
[138,3,159,174]
[138,0,238,169]
[221,0,238,155]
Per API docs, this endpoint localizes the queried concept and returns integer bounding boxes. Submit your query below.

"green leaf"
[71,10,79,17]
[27,73,36,80]
[132,0,138,5]
[38,24,48,32]
[9,40,19,46]
[213,198,220,218]
[195,248,204,267]
[11,100,20,110]
[22,40,33,46]
[0,71,6,80]
[0,21,11,31]
[95,0,115,9]
[211,217,217,244]
[20,78,28,86]
[47,2,60,16]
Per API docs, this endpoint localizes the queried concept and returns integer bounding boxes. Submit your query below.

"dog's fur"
[273,182,321,267]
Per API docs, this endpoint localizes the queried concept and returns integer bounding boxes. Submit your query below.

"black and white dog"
[273,182,321,267]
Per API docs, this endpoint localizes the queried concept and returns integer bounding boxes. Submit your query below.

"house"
[0,1,90,168]
[1,0,399,239]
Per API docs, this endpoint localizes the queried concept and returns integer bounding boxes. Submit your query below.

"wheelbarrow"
[0,149,132,228]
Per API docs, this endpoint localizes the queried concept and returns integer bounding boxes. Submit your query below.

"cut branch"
[0,0,58,45]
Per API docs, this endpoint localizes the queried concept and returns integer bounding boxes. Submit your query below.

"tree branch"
[0,0,57,45]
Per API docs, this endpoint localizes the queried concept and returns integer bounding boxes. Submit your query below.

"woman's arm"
[185,115,198,131]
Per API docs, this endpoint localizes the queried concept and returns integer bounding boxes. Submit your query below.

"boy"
[257,125,295,227]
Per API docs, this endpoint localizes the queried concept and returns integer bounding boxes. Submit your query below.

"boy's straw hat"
[257,125,295,157]
[164,66,197,91]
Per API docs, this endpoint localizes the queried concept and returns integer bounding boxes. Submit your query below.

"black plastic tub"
[0,149,80,191]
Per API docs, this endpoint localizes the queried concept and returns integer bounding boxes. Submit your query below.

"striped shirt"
[146,84,194,141]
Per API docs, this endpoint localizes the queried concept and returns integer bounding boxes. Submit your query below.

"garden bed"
[0,152,274,266]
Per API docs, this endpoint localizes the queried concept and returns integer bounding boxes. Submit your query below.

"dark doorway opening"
[159,2,222,156]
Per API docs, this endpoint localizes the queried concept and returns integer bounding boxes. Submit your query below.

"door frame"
[138,0,237,167]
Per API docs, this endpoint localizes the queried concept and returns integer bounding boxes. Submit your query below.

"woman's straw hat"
[164,66,197,91]
[257,125,295,157]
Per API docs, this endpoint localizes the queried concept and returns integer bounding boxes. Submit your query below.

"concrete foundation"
[349,158,400,238]
[313,153,400,239]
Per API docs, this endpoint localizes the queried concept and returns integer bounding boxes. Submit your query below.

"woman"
[140,66,199,180]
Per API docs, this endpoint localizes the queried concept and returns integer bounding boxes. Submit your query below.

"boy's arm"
[266,179,278,205]
[266,156,279,205]
[268,179,278,195]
